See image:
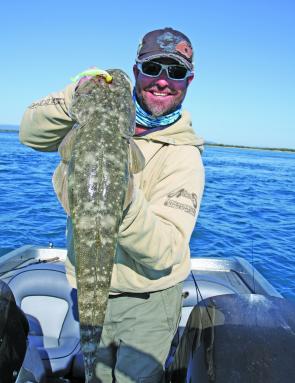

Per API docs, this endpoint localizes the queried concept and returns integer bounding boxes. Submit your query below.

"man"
[20,27,204,382]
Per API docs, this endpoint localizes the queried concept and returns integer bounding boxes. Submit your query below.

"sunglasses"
[137,61,192,80]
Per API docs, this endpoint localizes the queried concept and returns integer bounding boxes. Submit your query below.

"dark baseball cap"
[136,27,194,71]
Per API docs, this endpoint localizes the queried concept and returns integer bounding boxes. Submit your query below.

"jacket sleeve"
[19,83,76,152]
[118,144,205,271]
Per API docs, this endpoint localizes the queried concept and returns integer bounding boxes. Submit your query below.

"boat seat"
[167,272,237,368]
[169,294,295,382]
[8,264,81,378]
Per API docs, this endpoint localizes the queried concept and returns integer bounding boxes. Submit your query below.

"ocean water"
[1,132,295,300]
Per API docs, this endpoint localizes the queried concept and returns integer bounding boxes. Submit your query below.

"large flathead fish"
[68,70,135,381]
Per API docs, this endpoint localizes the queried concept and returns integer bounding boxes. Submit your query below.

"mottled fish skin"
[68,70,135,382]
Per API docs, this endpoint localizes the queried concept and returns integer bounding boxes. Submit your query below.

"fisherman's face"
[133,58,194,117]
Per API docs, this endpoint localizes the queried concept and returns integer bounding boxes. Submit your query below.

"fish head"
[69,69,136,139]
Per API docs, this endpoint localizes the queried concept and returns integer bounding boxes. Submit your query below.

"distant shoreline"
[0,129,18,133]
[0,129,294,153]
[205,143,295,153]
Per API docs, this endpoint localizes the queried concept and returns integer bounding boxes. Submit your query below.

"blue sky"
[1,0,294,148]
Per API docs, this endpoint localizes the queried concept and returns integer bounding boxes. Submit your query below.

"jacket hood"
[138,110,204,148]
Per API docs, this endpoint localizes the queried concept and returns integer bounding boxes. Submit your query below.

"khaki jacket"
[20,83,205,293]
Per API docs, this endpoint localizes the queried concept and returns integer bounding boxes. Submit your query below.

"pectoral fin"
[129,139,145,174]
[58,127,78,161]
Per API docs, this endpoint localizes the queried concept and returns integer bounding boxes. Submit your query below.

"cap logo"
[156,32,181,53]
[175,40,193,59]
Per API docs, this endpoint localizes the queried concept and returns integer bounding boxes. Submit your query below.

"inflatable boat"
[0,245,294,382]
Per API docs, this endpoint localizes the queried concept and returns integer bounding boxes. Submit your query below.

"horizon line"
[1,128,294,153]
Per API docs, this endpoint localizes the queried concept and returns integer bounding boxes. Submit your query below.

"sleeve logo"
[164,188,198,216]
[29,97,65,109]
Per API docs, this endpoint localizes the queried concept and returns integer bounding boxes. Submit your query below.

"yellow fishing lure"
[71,68,113,84]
